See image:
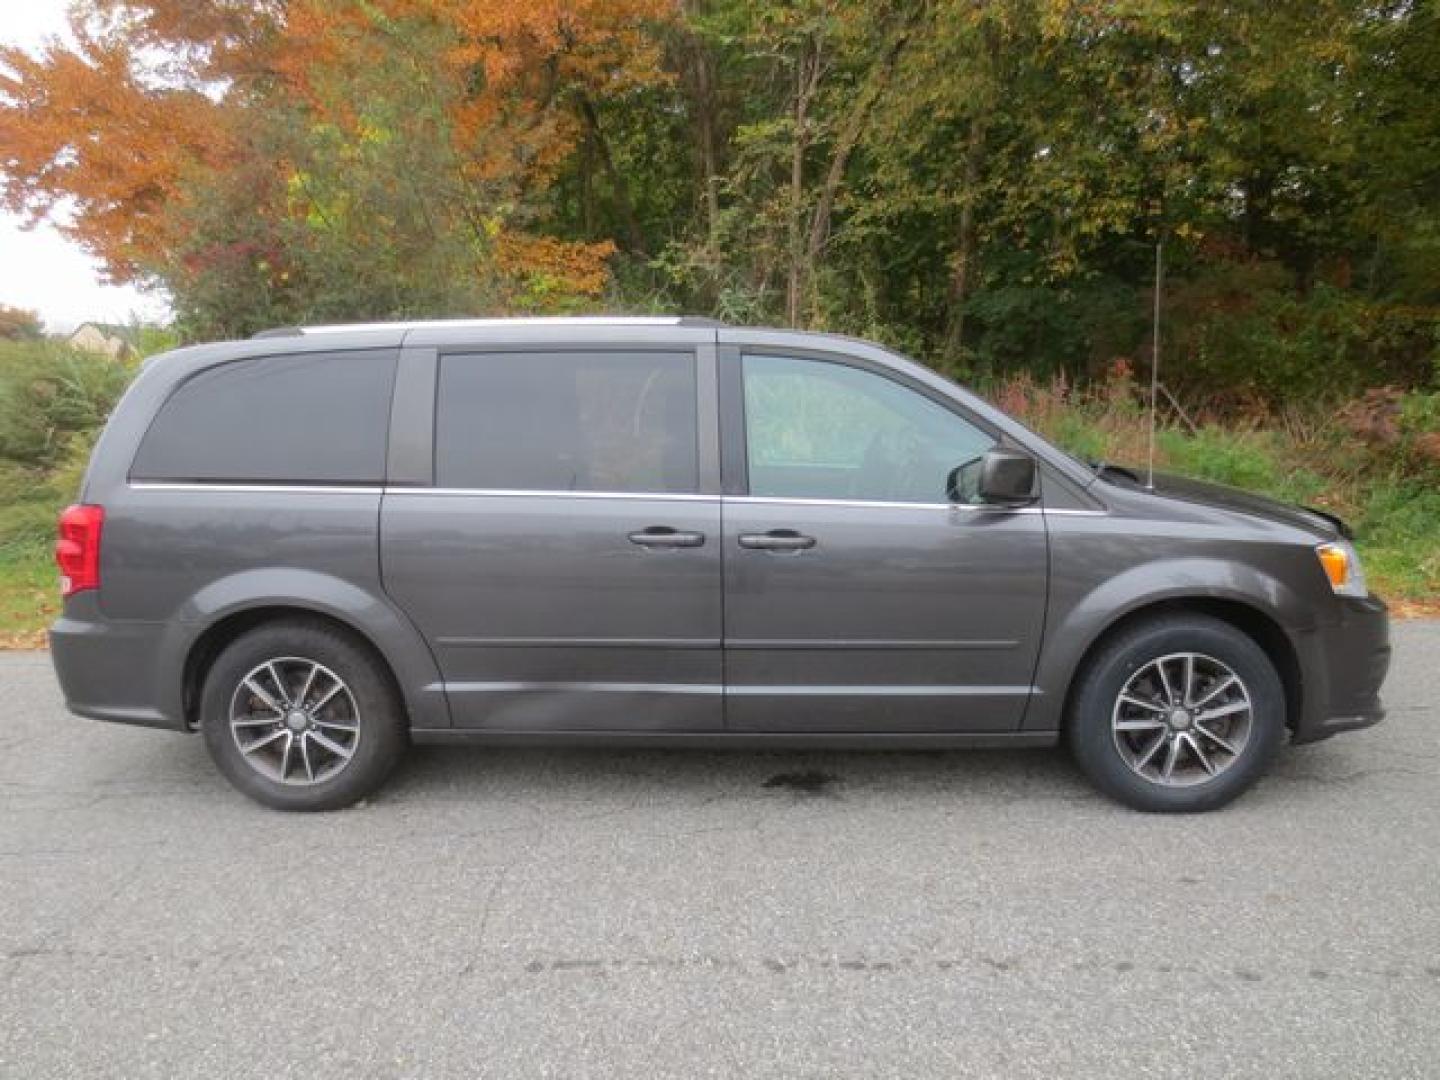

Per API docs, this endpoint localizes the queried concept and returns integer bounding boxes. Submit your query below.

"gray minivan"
[50,318,1389,812]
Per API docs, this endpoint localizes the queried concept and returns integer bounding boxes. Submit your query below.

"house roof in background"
[70,321,141,343]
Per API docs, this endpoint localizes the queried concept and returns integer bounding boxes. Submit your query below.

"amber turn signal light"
[1316,544,1349,589]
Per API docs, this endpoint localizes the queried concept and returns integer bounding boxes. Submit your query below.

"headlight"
[1316,541,1367,598]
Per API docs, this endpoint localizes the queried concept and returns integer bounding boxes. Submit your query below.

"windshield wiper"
[1088,460,1143,486]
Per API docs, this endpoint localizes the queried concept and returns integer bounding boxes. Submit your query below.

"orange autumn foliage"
[0,19,229,281]
[0,0,674,300]
[496,233,618,301]
[274,0,672,303]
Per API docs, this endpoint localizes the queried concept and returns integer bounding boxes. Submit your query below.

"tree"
[0,14,229,281]
[0,305,43,340]
[1,1,675,335]
[0,0,1434,397]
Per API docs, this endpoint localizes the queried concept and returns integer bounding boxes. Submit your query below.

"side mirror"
[977,448,1037,506]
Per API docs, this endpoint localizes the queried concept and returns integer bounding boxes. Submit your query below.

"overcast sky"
[0,1,170,334]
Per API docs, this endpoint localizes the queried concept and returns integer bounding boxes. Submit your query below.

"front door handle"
[628,526,706,549]
[737,529,817,552]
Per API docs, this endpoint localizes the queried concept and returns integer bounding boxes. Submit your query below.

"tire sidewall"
[1069,617,1286,812]
[201,622,405,811]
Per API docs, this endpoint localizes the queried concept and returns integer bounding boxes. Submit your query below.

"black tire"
[1067,614,1286,812]
[200,618,407,811]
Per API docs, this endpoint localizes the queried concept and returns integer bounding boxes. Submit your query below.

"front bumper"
[1291,593,1390,744]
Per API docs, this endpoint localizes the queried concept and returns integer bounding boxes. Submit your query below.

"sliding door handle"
[628,526,706,549]
[738,529,816,552]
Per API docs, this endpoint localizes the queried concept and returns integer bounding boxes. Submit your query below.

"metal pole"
[1146,239,1162,491]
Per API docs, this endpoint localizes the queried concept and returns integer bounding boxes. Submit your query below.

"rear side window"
[436,351,698,494]
[131,350,397,483]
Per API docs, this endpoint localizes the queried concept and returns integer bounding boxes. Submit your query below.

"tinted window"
[131,350,397,483]
[436,351,698,493]
[743,353,994,503]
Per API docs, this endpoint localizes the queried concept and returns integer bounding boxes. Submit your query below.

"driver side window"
[742,353,995,504]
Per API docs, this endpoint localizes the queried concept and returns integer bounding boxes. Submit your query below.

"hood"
[1112,470,1345,539]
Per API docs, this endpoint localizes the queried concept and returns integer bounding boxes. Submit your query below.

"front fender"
[1023,557,1310,733]
[155,568,449,730]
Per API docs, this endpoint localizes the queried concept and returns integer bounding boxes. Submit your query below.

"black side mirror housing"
[977,448,1038,506]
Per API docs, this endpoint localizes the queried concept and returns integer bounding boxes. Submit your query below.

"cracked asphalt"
[3,622,1438,1079]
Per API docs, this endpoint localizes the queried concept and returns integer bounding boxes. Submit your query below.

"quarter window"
[130,350,397,483]
[435,351,699,493]
[742,353,995,503]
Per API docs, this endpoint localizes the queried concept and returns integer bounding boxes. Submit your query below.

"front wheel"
[200,619,407,811]
[1068,615,1286,812]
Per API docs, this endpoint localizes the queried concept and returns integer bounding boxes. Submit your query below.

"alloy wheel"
[1111,652,1253,788]
[228,657,361,786]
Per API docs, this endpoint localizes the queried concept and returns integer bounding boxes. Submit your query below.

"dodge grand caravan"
[50,317,1390,812]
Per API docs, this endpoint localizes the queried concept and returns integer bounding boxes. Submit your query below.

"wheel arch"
[181,606,405,731]
[1053,597,1302,736]
[159,569,449,732]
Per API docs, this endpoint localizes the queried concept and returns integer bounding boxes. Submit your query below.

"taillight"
[56,504,104,597]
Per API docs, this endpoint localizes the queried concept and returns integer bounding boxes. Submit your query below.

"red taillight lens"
[56,504,104,597]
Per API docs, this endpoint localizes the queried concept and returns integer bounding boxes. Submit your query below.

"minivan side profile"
[50,318,1390,812]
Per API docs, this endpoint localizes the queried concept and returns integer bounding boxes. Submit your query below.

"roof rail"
[250,315,722,339]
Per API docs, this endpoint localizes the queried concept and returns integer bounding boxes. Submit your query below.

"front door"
[382,347,722,730]
[721,350,1048,732]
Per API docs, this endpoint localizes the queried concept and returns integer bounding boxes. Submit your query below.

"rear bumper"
[49,601,182,732]
[1291,594,1390,745]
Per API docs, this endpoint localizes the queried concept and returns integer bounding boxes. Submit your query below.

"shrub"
[0,341,134,469]
[1336,386,1440,478]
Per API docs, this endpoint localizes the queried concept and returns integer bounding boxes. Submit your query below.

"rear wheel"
[200,619,407,811]
[1068,615,1285,812]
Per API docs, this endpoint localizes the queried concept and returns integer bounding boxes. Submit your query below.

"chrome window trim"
[126,480,1105,512]
[729,494,984,512]
[127,480,1106,513]
[128,481,384,495]
[728,494,1105,516]
[387,487,716,502]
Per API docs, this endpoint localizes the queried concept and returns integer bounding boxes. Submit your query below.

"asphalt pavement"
[3,622,1439,1079]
